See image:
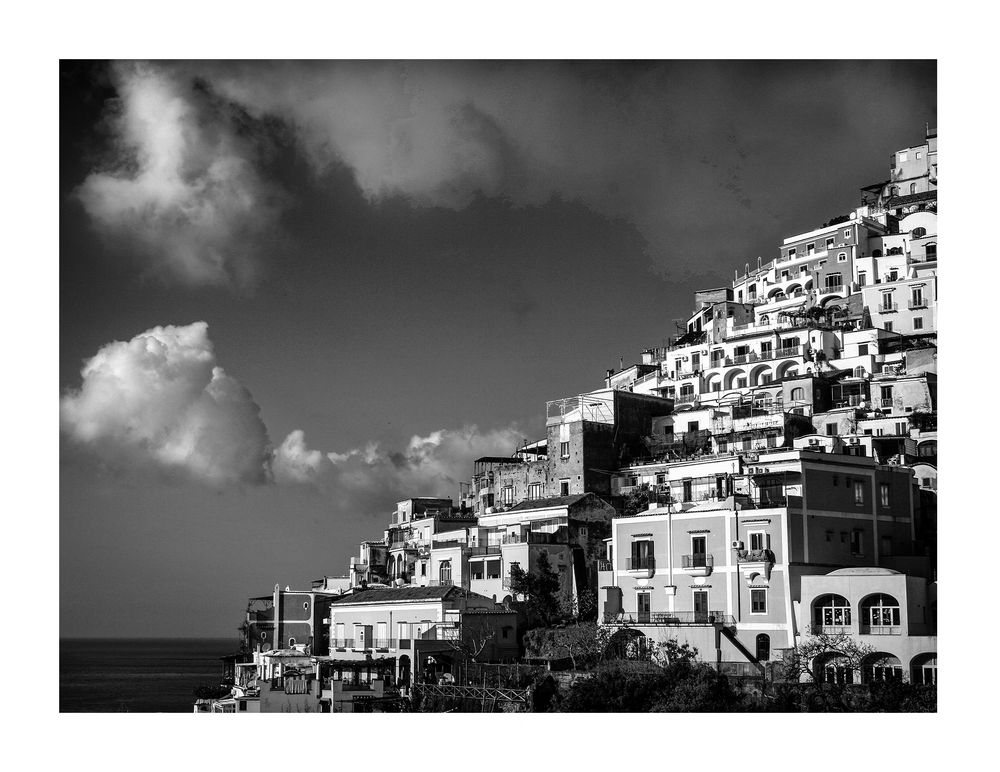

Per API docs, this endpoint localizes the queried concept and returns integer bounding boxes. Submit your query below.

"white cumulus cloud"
[61,322,271,485]
[75,62,284,290]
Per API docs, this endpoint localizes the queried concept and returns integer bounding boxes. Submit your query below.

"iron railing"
[774,345,804,359]
[332,638,355,649]
[879,303,899,313]
[597,559,613,572]
[860,625,902,636]
[604,611,734,626]
[682,554,714,569]
[908,299,927,309]
[626,556,656,571]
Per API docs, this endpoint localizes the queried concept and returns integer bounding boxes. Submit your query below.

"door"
[693,590,709,623]
[637,592,651,624]
[755,634,770,662]
[691,535,707,568]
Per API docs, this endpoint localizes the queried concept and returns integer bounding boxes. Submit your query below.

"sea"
[60,638,239,713]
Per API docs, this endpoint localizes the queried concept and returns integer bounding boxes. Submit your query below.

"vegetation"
[506,550,563,627]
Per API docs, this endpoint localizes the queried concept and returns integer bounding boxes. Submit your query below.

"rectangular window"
[766,433,777,448]
[788,248,796,258]
[807,243,815,255]
[682,479,693,502]
[914,317,923,330]
[880,483,891,508]
[687,421,699,433]
[335,623,345,646]
[718,440,728,453]
[851,529,863,555]
[853,480,865,506]
[748,531,766,551]
[826,422,838,436]
[880,535,893,556]
[560,441,570,458]
[898,151,908,163]
[884,322,893,332]
[750,588,767,614]
[760,341,772,357]
[560,479,570,496]
[857,272,866,287]
[500,486,514,505]
[838,252,847,262]
[826,237,835,249]
[398,622,409,641]
[630,540,654,570]
[858,343,869,355]
[691,352,701,369]
[528,482,541,500]
[843,228,852,239]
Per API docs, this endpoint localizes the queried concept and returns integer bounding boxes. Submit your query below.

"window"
[912,226,926,238]
[838,252,847,262]
[682,479,693,501]
[687,421,699,432]
[748,531,767,551]
[560,479,570,496]
[303,601,310,610]
[898,151,907,163]
[853,481,865,507]
[826,422,837,436]
[788,248,796,258]
[560,441,570,458]
[239,701,248,711]
[850,529,864,555]
[756,634,770,661]
[750,588,767,614]
[439,560,452,582]
[910,183,917,194]
[884,322,893,332]
[853,366,866,378]
[880,535,893,556]
[863,594,901,630]
[630,540,654,570]
[918,441,937,457]
[528,482,541,500]
[914,317,923,330]
[691,352,701,369]
[718,441,728,453]
[925,243,936,258]
[915,151,922,160]
[843,228,852,239]
[814,594,852,629]
[824,273,842,290]
[826,237,835,249]
[858,343,869,355]
[421,562,427,577]
[807,243,815,255]
[790,387,805,402]
[879,482,891,508]
[579,525,588,538]
[741,438,751,451]
[735,377,747,389]
[398,622,410,641]
[500,486,514,505]
[857,271,866,287]
[335,623,345,646]
[766,433,777,448]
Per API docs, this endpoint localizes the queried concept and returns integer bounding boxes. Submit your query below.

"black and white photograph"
[13,1,992,765]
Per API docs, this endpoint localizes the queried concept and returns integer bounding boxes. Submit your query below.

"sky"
[59,60,936,638]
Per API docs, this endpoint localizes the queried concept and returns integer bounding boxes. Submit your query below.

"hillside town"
[197,127,938,713]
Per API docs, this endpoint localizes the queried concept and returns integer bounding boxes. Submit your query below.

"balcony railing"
[466,545,502,556]
[879,303,899,313]
[597,559,613,572]
[372,638,398,650]
[603,611,735,626]
[332,638,356,649]
[626,557,656,571]
[429,578,454,586]
[736,548,776,563]
[675,393,697,404]
[822,282,844,293]
[809,624,851,636]
[774,345,804,359]
[880,398,894,408]
[860,625,902,636]
[431,540,464,550]
[908,299,927,309]
[682,554,714,569]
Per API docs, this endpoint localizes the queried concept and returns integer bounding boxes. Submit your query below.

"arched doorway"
[398,655,411,689]
[755,633,770,662]
[910,653,936,685]
[862,653,903,683]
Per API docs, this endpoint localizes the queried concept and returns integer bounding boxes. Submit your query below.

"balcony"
[372,638,398,650]
[625,556,656,572]
[879,302,899,313]
[680,554,713,577]
[822,282,844,293]
[774,344,804,359]
[860,625,902,636]
[332,638,356,650]
[431,539,464,550]
[466,545,502,557]
[597,559,613,572]
[603,611,735,626]
[908,298,928,309]
[736,548,775,564]
[675,393,698,404]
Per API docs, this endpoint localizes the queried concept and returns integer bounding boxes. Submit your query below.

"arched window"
[912,226,926,238]
[790,387,805,402]
[910,183,917,194]
[813,594,852,633]
[861,594,901,633]
[918,441,937,457]
[818,654,854,685]
[854,366,866,378]
[760,315,769,325]
[925,243,937,258]
[439,560,452,583]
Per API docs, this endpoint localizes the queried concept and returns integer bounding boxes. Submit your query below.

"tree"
[623,484,650,517]
[780,631,876,684]
[508,550,562,627]
[523,622,611,670]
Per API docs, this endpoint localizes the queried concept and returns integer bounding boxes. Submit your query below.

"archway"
[910,653,936,685]
[749,363,772,387]
[724,368,747,390]
[860,593,901,634]
[811,594,852,633]
[861,653,903,683]
[814,652,854,685]
[775,360,799,380]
